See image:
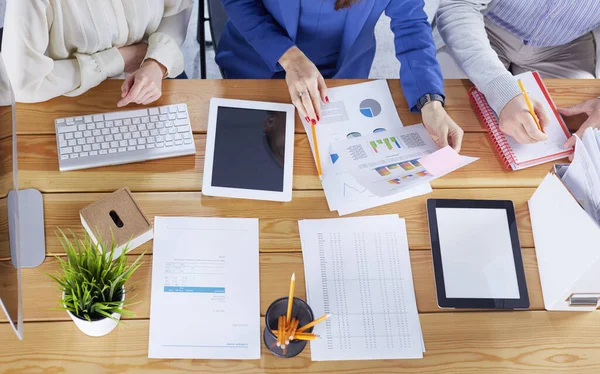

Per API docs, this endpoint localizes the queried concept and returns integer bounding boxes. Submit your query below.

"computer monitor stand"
[8,189,45,268]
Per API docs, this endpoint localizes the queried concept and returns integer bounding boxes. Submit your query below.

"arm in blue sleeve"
[386,0,445,112]
[221,0,295,72]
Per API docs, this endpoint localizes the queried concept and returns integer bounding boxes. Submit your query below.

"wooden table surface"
[2,79,600,373]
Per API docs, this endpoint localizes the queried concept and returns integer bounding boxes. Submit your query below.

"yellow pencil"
[311,124,323,179]
[291,334,320,341]
[518,79,543,132]
[271,330,316,337]
[286,273,295,324]
[277,315,284,347]
[297,313,331,333]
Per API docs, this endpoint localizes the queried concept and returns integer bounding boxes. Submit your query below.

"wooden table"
[2,79,600,373]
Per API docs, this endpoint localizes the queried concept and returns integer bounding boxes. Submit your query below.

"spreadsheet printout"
[299,215,424,361]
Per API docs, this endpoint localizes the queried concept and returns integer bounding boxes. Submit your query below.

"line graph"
[343,182,367,197]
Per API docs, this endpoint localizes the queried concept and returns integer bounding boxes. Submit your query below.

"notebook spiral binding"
[468,87,514,170]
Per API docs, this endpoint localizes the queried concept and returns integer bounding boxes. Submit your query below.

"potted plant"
[49,231,144,337]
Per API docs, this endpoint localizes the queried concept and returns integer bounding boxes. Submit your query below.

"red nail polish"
[305,116,310,122]
[311,119,317,125]
[326,96,330,103]
[317,115,320,121]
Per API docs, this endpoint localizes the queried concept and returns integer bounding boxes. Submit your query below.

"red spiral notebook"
[469,71,573,170]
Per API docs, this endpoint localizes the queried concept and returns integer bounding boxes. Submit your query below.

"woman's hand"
[559,98,600,149]
[421,101,464,152]
[279,47,328,124]
[117,44,149,74]
[117,59,166,107]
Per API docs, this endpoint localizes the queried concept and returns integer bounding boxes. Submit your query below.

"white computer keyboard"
[55,103,196,171]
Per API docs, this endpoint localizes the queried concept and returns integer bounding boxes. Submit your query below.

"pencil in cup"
[263,296,315,358]
[517,79,543,132]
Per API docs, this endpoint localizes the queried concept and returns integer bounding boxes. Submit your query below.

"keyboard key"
[97,122,105,129]
[148,123,156,130]
[165,134,174,141]
[106,121,114,127]
[132,117,141,125]
[84,116,93,123]
[83,130,92,137]
[61,147,73,155]
[174,119,189,127]
[106,135,114,142]
[78,124,86,131]
[83,145,92,151]
[138,138,146,144]
[101,143,110,150]
[177,126,190,133]
[175,140,183,146]
[169,105,177,113]
[90,150,98,156]
[177,112,186,119]
[137,145,146,150]
[166,141,174,147]
[73,145,82,153]
[110,141,119,148]
[159,128,167,135]
[65,132,74,140]
[93,114,104,122]
[58,134,65,141]
[141,130,150,137]
[169,128,176,134]
[156,135,165,142]
[160,106,169,114]
[183,132,191,139]
[105,109,148,121]
[110,127,119,134]
[156,142,164,148]
[114,133,123,140]
[61,155,69,160]
[86,138,94,144]
[92,129,101,136]
[132,131,141,138]
[56,118,65,124]
[66,118,74,124]
[159,114,168,121]
[156,122,164,128]
[124,133,132,139]
[115,120,123,126]
[124,119,132,125]
[68,139,76,146]
[96,136,105,143]
[128,139,138,146]
[102,128,110,135]
[147,143,155,149]
[127,146,136,151]
[149,108,159,116]
[118,147,126,153]
[184,139,193,145]
[120,126,128,133]
[59,125,77,133]
[70,154,79,159]
[59,140,68,147]
[165,121,173,128]
[119,140,128,147]
[92,144,101,150]
[147,137,155,143]
[87,123,95,130]
[168,113,176,120]
[150,129,159,136]
[174,134,182,141]
[74,131,83,138]
[151,115,159,122]
[138,123,147,131]
[178,104,186,112]
[141,117,149,123]
[80,152,89,157]
[75,116,83,121]
[108,149,117,154]
[77,138,86,145]
[100,150,108,155]
[128,125,136,132]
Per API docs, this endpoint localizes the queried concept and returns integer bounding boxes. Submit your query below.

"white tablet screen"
[212,107,287,192]
[435,208,520,299]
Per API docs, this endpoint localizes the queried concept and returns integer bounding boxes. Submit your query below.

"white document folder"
[528,172,600,311]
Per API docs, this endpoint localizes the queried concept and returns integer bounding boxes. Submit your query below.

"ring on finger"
[298,91,308,98]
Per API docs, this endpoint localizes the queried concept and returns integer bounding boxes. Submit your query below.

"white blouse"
[3,0,193,103]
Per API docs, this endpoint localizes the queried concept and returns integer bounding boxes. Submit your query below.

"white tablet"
[202,98,295,202]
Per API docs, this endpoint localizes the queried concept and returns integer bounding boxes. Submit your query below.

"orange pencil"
[311,124,323,179]
[518,79,543,133]
[297,313,331,333]
[286,273,295,324]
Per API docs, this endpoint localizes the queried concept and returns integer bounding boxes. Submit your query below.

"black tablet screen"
[211,107,287,192]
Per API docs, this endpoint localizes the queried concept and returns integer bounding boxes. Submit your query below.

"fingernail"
[326,96,330,103]
[305,116,310,122]
[317,115,320,121]
[311,119,317,125]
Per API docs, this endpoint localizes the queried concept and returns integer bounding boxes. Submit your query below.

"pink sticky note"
[418,146,464,177]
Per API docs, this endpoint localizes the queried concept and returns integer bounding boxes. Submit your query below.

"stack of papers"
[299,215,425,361]
[559,128,600,224]
[148,217,261,360]
[303,80,477,215]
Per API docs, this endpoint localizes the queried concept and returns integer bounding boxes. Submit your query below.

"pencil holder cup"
[264,296,314,358]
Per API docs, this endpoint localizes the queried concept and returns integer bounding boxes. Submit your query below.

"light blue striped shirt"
[486,0,600,47]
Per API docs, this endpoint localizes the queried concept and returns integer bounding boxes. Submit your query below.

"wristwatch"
[416,93,445,111]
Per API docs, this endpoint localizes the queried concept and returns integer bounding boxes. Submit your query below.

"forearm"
[437,0,521,113]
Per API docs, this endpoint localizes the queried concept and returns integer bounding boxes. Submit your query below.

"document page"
[299,215,424,361]
[148,217,260,359]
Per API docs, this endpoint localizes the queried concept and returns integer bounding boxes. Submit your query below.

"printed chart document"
[301,80,431,215]
[331,124,478,197]
[299,215,424,361]
[148,217,261,359]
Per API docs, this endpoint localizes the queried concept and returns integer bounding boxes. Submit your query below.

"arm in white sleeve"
[143,0,193,78]
[3,0,124,103]
[437,0,522,114]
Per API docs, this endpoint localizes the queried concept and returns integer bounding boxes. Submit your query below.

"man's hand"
[499,94,551,144]
[421,101,464,152]
[117,59,166,107]
[559,98,600,149]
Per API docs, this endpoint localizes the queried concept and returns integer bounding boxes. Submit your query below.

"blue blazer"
[216,0,444,112]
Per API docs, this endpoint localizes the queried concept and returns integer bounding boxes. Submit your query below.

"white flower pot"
[62,288,125,337]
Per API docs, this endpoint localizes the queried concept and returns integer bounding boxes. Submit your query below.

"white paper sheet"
[299,215,424,361]
[331,124,478,197]
[301,80,432,213]
[148,217,261,359]
[561,133,600,224]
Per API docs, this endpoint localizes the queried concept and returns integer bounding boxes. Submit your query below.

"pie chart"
[359,99,382,118]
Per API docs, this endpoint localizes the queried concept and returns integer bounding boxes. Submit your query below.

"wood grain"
[2,312,599,373]
[16,133,560,193]
[15,79,600,136]
[38,189,535,255]
[0,104,12,140]
[8,249,543,323]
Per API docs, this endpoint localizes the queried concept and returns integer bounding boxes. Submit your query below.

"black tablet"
[426,199,529,309]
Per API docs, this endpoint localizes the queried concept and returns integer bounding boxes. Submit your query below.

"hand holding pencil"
[498,86,550,144]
